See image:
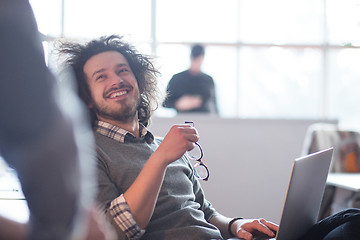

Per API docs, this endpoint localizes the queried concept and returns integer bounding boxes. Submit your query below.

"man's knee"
[323,220,360,240]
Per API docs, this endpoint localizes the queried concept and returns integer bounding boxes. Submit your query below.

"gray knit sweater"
[94,132,223,240]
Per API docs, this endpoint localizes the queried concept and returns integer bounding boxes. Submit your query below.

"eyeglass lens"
[186,143,203,161]
[193,162,209,180]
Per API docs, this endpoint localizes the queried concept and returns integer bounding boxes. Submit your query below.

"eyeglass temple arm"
[185,121,195,126]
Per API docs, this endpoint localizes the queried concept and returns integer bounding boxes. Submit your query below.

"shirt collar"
[94,120,154,144]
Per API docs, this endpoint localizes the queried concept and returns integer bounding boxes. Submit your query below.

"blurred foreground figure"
[0,0,114,239]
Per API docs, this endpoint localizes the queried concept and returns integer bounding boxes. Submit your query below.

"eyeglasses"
[185,121,210,181]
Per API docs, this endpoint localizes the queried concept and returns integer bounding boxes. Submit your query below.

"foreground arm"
[0,1,80,239]
[124,124,199,229]
[210,214,278,240]
[0,216,28,240]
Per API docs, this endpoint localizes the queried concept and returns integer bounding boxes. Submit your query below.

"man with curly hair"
[59,35,278,240]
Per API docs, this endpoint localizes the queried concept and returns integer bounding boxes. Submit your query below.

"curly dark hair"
[58,35,160,127]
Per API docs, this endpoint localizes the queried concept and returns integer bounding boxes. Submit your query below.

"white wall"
[148,115,337,223]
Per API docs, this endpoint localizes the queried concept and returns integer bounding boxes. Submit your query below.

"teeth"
[110,90,127,98]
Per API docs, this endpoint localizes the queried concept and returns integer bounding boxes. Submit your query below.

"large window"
[30,0,360,130]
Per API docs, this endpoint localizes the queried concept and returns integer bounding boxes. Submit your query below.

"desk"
[326,173,360,192]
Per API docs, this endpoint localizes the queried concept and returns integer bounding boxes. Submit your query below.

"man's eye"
[96,75,105,80]
[118,68,129,74]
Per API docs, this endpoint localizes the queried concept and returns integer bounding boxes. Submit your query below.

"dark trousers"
[300,208,360,240]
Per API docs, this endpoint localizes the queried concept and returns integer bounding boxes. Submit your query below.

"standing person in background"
[0,0,114,239]
[163,44,218,114]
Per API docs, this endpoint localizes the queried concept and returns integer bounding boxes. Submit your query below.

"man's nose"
[110,73,124,85]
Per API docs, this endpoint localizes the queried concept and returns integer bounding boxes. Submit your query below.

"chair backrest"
[302,123,360,220]
[337,131,360,172]
[302,123,360,173]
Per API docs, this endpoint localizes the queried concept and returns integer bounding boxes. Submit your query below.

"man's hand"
[156,124,199,164]
[175,95,202,111]
[232,218,278,240]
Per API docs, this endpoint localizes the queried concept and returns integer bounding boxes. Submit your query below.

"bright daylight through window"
[30,0,360,130]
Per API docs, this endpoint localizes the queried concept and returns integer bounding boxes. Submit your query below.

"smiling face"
[83,51,140,125]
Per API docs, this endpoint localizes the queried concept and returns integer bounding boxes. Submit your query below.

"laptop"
[266,148,334,240]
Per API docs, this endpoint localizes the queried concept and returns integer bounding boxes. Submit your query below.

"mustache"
[104,83,133,97]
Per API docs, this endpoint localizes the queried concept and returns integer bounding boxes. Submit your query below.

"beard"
[92,94,140,124]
